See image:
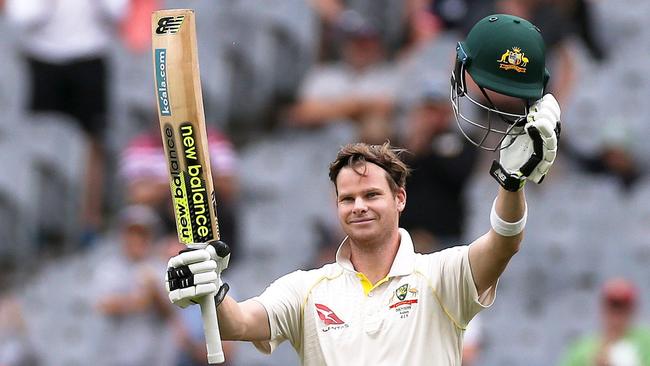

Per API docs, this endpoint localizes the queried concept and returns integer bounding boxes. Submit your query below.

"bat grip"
[199,294,225,364]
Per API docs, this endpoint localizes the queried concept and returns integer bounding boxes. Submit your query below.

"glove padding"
[165,240,231,309]
[491,94,561,191]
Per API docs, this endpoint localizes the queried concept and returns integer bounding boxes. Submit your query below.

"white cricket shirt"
[252,228,497,365]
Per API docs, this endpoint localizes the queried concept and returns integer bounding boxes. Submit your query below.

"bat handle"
[199,294,225,364]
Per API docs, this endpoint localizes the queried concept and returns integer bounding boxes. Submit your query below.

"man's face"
[335,162,405,246]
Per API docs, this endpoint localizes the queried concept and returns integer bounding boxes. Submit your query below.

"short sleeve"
[429,245,497,327]
[251,270,305,354]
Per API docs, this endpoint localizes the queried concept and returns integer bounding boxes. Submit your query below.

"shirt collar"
[335,228,416,277]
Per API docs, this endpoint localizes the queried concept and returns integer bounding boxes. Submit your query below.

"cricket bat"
[152,9,225,364]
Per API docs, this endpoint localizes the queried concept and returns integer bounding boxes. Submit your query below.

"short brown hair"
[328,142,410,194]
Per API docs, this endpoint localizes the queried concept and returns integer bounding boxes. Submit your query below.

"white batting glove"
[165,241,231,309]
[490,94,561,191]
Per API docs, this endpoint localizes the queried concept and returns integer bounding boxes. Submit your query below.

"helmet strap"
[451,58,467,96]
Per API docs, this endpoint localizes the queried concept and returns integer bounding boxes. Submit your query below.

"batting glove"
[165,240,231,309]
[490,94,561,191]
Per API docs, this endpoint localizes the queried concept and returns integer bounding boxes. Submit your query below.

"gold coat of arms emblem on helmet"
[498,47,529,73]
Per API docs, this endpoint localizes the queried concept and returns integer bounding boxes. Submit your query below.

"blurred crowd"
[1,0,650,365]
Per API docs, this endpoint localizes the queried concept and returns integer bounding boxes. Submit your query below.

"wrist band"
[490,198,527,237]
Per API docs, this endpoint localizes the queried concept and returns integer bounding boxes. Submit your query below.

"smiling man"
[331,146,407,287]
[163,13,561,365]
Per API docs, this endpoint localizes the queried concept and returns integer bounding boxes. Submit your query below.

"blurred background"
[1,0,650,365]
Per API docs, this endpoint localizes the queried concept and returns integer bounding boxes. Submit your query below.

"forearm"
[494,187,526,224]
[217,296,270,342]
[488,187,526,254]
[216,296,245,340]
[469,188,526,294]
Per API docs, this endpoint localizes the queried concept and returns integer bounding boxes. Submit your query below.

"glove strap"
[490,160,526,192]
[215,283,230,306]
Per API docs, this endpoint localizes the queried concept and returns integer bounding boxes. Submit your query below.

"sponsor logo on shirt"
[315,303,349,332]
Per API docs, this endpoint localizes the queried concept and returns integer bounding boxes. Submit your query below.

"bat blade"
[153,8,220,246]
[152,8,224,364]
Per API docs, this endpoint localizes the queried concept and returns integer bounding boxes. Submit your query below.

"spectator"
[5,0,129,244]
[93,205,175,366]
[548,0,607,61]
[559,278,650,366]
[565,124,642,193]
[119,120,240,261]
[392,5,458,112]
[398,80,478,252]
[396,0,444,59]
[310,0,408,60]
[310,0,346,60]
[427,0,478,32]
[288,10,398,143]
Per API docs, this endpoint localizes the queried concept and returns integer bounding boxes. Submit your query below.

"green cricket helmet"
[451,14,550,150]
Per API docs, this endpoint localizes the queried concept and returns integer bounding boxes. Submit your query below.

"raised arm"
[469,188,525,295]
[165,241,274,343]
[469,94,561,295]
